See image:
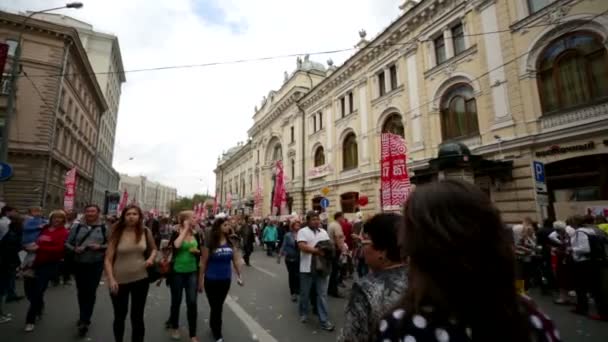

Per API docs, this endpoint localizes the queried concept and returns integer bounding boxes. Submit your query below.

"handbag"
[64,224,97,273]
[144,227,172,283]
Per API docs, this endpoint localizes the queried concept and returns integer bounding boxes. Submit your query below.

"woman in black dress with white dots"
[376,180,560,342]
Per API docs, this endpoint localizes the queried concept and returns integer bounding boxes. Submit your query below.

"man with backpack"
[64,205,108,336]
[570,215,608,321]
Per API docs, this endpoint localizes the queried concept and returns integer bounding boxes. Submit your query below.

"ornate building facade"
[216,0,608,223]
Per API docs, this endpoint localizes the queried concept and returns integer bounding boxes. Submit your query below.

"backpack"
[582,228,608,264]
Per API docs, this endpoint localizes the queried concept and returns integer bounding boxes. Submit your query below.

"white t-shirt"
[297,226,330,273]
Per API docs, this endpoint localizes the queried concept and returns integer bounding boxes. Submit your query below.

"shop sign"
[535,141,595,157]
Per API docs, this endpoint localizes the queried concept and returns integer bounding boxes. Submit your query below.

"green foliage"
[169,194,213,216]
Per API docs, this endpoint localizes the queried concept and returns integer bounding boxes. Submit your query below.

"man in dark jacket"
[0,214,23,322]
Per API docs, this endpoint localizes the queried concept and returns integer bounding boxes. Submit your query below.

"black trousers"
[110,278,150,342]
[73,261,104,325]
[285,259,300,295]
[328,252,341,296]
[574,260,607,316]
[204,278,231,340]
[25,263,58,324]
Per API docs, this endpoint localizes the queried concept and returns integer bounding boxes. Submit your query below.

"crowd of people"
[0,204,245,342]
[0,179,607,341]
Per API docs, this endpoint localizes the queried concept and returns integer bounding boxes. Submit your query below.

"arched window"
[537,31,608,113]
[314,146,325,167]
[440,84,479,140]
[340,192,359,213]
[342,133,358,170]
[272,144,282,161]
[382,113,405,137]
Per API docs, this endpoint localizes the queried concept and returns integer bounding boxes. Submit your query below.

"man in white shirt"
[297,211,334,331]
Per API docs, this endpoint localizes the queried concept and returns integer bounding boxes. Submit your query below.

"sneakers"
[78,323,89,337]
[300,315,308,323]
[0,315,12,324]
[24,324,35,332]
[320,322,335,332]
[170,329,181,340]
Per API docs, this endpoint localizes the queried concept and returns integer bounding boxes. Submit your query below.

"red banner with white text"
[380,133,411,211]
[63,168,77,212]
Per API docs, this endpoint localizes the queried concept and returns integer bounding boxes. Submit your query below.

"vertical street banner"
[253,184,262,218]
[272,160,287,216]
[226,193,232,210]
[0,43,8,85]
[63,167,77,212]
[117,190,128,214]
[380,133,411,211]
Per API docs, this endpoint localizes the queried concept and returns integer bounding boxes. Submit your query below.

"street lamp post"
[1,3,83,202]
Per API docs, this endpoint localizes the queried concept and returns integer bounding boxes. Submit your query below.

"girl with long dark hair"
[199,218,244,342]
[376,180,560,342]
[104,205,157,342]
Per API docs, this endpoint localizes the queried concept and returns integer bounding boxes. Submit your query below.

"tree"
[169,194,213,217]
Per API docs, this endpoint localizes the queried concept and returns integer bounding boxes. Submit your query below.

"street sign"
[320,197,329,209]
[0,162,13,182]
[533,161,547,193]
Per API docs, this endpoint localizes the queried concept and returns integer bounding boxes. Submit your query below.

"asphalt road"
[1,249,607,341]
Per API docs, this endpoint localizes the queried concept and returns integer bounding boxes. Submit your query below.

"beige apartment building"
[0,11,107,212]
[216,0,608,223]
[118,174,177,216]
[32,13,126,208]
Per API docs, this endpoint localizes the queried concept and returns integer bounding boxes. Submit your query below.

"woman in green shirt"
[168,211,204,341]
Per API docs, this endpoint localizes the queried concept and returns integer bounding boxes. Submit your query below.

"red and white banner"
[63,167,77,212]
[0,43,9,85]
[226,193,232,209]
[253,184,262,218]
[213,197,218,214]
[380,133,411,211]
[117,190,128,213]
[272,160,287,216]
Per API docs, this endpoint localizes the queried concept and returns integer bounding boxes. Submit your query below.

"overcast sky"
[4,0,401,197]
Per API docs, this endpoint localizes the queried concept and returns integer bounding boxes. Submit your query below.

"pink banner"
[253,184,262,217]
[273,160,287,216]
[117,190,128,214]
[63,168,77,212]
[380,133,411,211]
[226,193,232,209]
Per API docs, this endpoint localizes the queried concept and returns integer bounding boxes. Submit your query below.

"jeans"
[299,272,329,324]
[110,278,150,342]
[73,261,104,325]
[265,242,276,256]
[356,257,368,278]
[7,270,18,299]
[169,272,198,337]
[204,278,231,340]
[25,263,59,324]
[285,259,299,296]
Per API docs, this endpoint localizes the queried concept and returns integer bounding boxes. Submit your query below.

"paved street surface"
[1,249,608,341]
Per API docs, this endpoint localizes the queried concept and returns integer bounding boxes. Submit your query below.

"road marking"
[251,264,278,278]
[226,295,278,342]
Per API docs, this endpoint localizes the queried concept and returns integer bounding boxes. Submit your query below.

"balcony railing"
[540,101,608,130]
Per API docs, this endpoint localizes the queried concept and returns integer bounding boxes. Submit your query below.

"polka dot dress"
[376,297,561,342]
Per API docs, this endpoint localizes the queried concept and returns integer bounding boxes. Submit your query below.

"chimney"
[399,0,418,14]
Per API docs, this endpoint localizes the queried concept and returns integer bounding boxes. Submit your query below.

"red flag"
[226,193,232,209]
[272,160,287,215]
[63,168,77,211]
[380,133,411,211]
[0,43,8,85]
[117,190,128,213]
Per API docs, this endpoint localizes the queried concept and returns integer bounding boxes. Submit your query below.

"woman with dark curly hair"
[376,180,561,342]
[338,213,407,342]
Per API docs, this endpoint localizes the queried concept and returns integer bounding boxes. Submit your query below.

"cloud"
[4,0,401,197]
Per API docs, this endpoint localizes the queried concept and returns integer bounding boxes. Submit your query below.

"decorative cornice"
[299,0,459,110]
[510,0,578,33]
